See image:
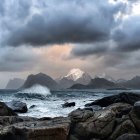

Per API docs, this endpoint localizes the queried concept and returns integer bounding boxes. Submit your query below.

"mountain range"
[56,68,91,89]
[6,78,25,89]
[5,68,140,90]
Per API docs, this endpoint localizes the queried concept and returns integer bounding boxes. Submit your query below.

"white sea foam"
[18,84,51,96]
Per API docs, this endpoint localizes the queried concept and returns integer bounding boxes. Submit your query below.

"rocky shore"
[0,92,140,140]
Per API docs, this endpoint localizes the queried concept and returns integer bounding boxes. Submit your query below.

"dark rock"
[85,92,140,107]
[0,116,37,127]
[6,101,28,113]
[116,134,140,140]
[108,119,137,140]
[129,110,140,132]
[0,117,71,140]
[69,108,94,122]
[133,101,140,117]
[105,103,132,118]
[29,105,36,109]
[85,105,102,112]
[69,135,79,140]
[69,108,116,140]
[0,102,17,116]
[62,102,76,108]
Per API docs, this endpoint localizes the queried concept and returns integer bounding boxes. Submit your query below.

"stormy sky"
[0,0,140,88]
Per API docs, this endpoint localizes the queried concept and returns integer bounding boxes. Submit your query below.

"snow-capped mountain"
[57,68,92,88]
[64,68,85,81]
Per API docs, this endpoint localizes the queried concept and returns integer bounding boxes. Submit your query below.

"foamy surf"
[16,84,51,99]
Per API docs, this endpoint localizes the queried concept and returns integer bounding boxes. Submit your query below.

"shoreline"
[0,92,140,140]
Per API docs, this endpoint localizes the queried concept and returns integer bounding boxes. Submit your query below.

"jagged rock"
[0,117,71,140]
[85,105,102,112]
[0,116,37,127]
[108,119,137,140]
[6,101,28,113]
[85,92,140,107]
[69,108,116,140]
[116,134,140,140]
[129,110,140,132]
[0,102,17,116]
[29,105,36,109]
[62,102,76,108]
[69,135,79,140]
[69,108,94,122]
[105,103,132,118]
[133,101,140,117]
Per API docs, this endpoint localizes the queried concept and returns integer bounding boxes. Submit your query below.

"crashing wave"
[16,84,51,99]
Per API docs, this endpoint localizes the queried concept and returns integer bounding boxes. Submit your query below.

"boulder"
[0,116,37,127]
[105,103,132,118]
[62,102,76,108]
[0,117,71,140]
[108,119,137,140]
[129,110,140,132]
[69,108,94,122]
[85,105,102,112]
[6,101,28,113]
[69,108,116,140]
[29,105,36,109]
[133,101,140,117]
[85,92,140,107]
[0,102,17,116]
[116,134,140,140]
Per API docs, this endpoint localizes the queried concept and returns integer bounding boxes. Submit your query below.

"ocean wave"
[15,84,51,99]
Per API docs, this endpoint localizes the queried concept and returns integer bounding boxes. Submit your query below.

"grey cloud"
[113,15,140,52]
[71,43,109,56]
[0,47,39,72]
[1,0,125,46]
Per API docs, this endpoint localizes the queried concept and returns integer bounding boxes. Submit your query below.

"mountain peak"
[64,68,85,81]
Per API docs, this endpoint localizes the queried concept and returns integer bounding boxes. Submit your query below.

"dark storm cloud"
[0,0,140,75]
[113,15,140,52]
[71,43,109,56]
[1,0,125,46]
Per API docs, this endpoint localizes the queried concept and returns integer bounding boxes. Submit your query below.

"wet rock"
[0,116,37,127]
[116,134,140,140]
[85,105,102,112]
[133,101,140,117]
[6,101,28,113]
[129,110,140,132]
[62,102,75,108]
[108,119,137,140]
[69,135,79,140]
[0,102,17,116]
[0,117,71,140]
[85,92,140,107]
[29,105,36,109]
[69,108,94,122]
[105,103,132,118]
[69,108,116,140]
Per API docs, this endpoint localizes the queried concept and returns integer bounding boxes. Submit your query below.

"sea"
[0,85,140,118]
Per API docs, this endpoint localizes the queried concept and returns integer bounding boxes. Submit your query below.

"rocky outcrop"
[85,92,140,107]
[0,92,140,140]
[0,102,17,116]
[0,117,71,140]
[62,102,76,108]
[116,134,140,140]
[6,101,28,113]
[68,102,135,140]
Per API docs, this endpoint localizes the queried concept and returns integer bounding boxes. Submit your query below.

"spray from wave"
[16,84,51,99]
